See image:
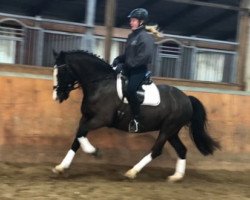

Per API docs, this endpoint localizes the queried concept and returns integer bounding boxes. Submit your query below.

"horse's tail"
[188,96,220,156]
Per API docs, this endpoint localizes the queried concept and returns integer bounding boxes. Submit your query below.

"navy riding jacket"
[117,26,154,69]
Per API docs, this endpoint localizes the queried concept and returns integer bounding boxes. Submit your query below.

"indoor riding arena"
[1,0,250,200]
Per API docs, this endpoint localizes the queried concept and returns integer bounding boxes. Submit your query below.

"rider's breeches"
[126,66,147,118]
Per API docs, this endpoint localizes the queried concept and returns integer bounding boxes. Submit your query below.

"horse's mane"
[64,50,112,70]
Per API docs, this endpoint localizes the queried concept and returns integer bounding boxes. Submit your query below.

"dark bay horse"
[52,50,220,182]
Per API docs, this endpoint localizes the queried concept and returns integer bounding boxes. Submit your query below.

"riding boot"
[129,115,141,133]
[128,98,142,133]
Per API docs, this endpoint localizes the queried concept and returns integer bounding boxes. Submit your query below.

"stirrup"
[129,119,140,133]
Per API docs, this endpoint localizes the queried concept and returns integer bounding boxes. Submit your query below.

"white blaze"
[53,65,58,100]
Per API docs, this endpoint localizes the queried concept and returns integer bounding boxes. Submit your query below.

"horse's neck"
[80,66,113,83]
[80,75,117,105]
[73,59,114,91]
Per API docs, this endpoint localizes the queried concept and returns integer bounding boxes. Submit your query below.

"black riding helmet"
[127,8,148,21]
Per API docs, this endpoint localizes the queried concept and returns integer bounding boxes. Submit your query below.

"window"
[155,39,182,78]
[95,37,126,63]
[0,38,16,64]
[0,20,24,64]
[154,37,237,83]
[195,51,224,82]
[194,49,236,83]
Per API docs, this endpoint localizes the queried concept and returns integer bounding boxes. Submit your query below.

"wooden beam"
[104,0,116,63]
[236,9,249,89]
[241,0,250,91]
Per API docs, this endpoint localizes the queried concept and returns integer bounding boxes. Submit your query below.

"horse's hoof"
[52,165,65,174]
[124,169,138,179]
[91,148,102,158]
[167,173,184,182]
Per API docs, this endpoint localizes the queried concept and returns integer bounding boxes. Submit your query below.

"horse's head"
[52,51,79,103]
[52,50,116,102]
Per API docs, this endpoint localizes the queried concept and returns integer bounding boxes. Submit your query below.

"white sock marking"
[133,153,153,172]
[78,136,96,154]
[60,149,75,169]
[175,158,186,175]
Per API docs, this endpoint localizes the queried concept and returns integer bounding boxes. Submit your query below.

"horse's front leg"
[52,117,99,174]
[52,137,80,174]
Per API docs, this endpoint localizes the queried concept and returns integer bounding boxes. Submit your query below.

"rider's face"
[130,18,141,30]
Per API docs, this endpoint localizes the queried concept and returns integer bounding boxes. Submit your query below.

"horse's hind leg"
[168,135,187,182]
[125,131,169,179]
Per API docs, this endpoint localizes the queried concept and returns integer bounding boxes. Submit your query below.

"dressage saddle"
[121,71,153,104]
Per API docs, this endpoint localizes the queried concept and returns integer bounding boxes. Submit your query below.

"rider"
[112,8,155,133]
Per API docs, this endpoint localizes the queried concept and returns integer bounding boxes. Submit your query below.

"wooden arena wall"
[0,64,249,170]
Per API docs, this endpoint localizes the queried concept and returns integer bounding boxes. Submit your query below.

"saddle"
[116,71,161,106]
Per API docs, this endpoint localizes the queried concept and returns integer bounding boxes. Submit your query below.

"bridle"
[53,64,80,92]
[53,63,116,93]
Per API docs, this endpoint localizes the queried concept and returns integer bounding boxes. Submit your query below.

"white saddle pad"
[116,74,161,106]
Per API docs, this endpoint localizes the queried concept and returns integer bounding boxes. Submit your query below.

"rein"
[55,64,115,90]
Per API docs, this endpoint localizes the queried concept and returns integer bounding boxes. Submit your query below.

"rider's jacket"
[117,26,154,69]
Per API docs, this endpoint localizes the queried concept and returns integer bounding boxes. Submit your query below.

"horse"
[52,50,220,182]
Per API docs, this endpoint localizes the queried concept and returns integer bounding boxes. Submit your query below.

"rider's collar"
[132,25,144,33]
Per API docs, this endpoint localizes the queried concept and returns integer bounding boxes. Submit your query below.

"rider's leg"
[127,67,147,132]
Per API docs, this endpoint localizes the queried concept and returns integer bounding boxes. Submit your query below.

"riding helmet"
[127,8,148,21]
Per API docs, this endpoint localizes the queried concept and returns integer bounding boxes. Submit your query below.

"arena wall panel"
[0,65,249,170]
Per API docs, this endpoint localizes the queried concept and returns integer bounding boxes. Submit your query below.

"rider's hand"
[115,63,125,73]
[111,57,120,68]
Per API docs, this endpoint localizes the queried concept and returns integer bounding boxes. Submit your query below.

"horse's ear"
[53,50,58,58]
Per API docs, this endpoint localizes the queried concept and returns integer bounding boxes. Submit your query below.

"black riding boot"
[129,115,141,133]
[128,98,141,133]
